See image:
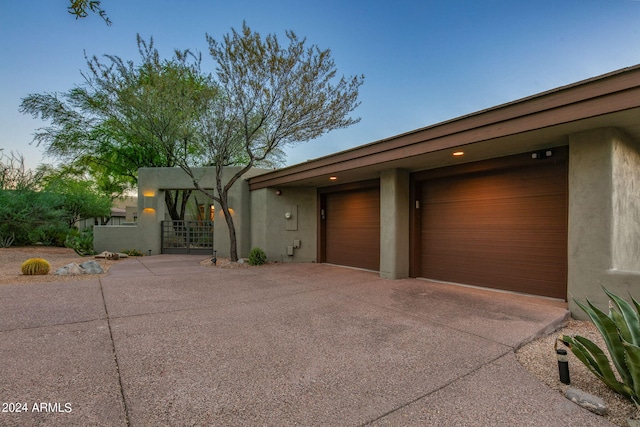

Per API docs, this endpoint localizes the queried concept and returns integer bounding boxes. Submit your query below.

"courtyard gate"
[161,220,214,255]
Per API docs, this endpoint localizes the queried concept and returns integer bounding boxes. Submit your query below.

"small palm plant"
[560,287,640,407]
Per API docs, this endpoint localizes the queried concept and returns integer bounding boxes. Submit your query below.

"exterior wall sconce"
[143,195,155,210]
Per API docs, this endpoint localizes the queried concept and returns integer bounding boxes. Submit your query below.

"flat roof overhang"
[248,65,640,190]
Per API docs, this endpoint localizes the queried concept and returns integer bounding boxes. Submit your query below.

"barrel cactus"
[21,258,51,275]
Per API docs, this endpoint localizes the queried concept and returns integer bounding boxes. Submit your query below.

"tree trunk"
[184,165,244,262]
[219,194,238,261]
[178,189,192,220]
[165,190,192,220]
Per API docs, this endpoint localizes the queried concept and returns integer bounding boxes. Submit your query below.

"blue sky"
[2,1,640,170]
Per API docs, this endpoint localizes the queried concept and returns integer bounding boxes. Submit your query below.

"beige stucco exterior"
[568,128,640,318]
[250,187,317,263]
[95,167,267,258]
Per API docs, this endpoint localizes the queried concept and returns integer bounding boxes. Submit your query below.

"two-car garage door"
[415,155,568,299]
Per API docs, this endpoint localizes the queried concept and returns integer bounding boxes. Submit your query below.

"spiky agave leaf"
[622,337,640,407]
[574,297,634,387]
[610,301,633,344]
[562,334,633,399]
[605,287,640,346]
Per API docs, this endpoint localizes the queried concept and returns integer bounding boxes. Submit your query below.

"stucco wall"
[94,166,267,258]
[93,224,141,254]
[250,187,317,262]
[568,128,640,319]
[612,134,640,272]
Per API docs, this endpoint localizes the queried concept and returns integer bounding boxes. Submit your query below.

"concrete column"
[379,169,410,279]
[568,127,640,319]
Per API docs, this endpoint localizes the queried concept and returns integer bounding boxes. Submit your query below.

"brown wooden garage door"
[323,186,380,271]
[418,159,567,299]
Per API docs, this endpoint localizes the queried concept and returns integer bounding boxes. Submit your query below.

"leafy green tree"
[38,161,129,225]
[0,153,110,246]
[43,177,112,228]
[0,189,67,246]
[179,23,365,261]
[20,36,214,219]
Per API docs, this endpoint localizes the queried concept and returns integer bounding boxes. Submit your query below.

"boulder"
[566,387,607,416]
[79,260,104,274]
[54,261,105,276]
[54,263,84,276]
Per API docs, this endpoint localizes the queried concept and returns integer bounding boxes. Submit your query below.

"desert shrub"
[0,232,15,248]
[65,228,96,256]
[0,189,67,246]
[34,223,70,246]
[21,258,51,275]
[121,248,144,256]
[247,247,267,266]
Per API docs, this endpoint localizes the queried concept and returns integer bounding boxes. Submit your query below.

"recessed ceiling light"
[453,151,464,156]
[329,176,338,180]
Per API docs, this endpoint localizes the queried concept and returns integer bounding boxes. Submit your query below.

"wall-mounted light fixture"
[143,195,155,210]
[453,151,464,157]
[329,176,338,181]
[275,189,282,196]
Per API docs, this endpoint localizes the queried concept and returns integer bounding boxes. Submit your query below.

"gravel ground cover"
[516,319,637,426]
[0,246,115,285]
[0,247,636,424]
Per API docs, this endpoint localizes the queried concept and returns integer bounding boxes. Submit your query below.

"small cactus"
[21,258,51,276]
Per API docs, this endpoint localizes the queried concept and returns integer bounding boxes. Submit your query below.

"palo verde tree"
[20,36,215,219]
[179,23,364,261]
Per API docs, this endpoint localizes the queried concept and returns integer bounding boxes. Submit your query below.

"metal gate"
[161,220,214,255]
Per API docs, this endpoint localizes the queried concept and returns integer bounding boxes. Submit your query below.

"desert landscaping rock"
[79,260,105,274]
[55,261,105,275]
[566,387,608,416]
[54,263,84,275]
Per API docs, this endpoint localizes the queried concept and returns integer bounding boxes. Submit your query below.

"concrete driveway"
[0,255,612,426]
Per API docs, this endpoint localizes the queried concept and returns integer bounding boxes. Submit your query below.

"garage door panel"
[419,160,567,299]
[325,187,380,271]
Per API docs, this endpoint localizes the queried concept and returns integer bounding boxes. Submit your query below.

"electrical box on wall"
[285,205,298,231]
[287,246,294,256]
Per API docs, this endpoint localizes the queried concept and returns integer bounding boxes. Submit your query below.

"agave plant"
[561,287,640,407]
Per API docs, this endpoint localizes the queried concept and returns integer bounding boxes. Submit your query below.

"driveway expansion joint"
[359,349,514,426]
[99,277,131,427]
